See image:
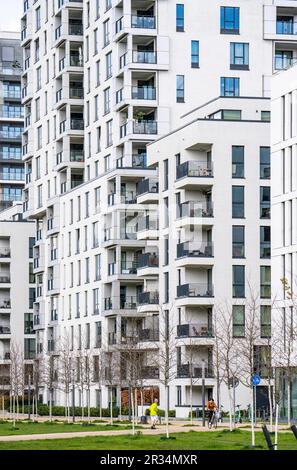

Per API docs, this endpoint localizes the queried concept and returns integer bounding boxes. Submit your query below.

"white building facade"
[20,0,297,414]
[271,63,297,421]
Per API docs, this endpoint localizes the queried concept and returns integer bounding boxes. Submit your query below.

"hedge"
[9,404,120,418]
[145,408,176,418]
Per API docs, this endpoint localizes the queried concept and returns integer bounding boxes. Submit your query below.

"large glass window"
[232,226,245,258]
[276,16,294,35]
[232,305,245,337]
[191,40,199,68]
[176,75,185,102]
[232,146,244,178]
[260,147,270,179]
[230,43,249,68]
[221,77,240,96]
[260,266,271,298]
[176,4,184,32]
[260,226,270,259]
[232,186,244,218]
[24,312,34,334]
[220,7,240,34]
[260,186,270,219]
[233,265,245,298]
[275,50,293,70]
[260,306,271,338]
[24,338,36,359]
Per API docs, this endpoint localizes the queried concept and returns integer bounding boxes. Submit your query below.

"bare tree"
[9,341,23,427]
[43,355,58,421]
[151,305,177,439]
[57,335,73,422]
[102,345,121,425]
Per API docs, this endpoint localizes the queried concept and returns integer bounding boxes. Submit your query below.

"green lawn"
[0,430,296,450]
[0,420,134,436]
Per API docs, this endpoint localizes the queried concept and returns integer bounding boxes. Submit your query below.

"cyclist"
[207,398,218,426]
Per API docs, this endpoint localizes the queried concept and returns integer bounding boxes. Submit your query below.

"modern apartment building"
[20,0,296,413]
[0,32,24,212]
[0,204,36,398]
[271,63,297,420]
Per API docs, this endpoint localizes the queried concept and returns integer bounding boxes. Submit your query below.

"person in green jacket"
[149,399,159,429]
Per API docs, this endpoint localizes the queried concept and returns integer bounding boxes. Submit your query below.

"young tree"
[57,335,73,422]
[9,341,23,427]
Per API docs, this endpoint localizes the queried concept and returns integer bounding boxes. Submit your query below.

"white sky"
[0,0,23,33]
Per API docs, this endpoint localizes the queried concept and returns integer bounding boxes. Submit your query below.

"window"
[106,52,112,79]
[164,159,168,190]
[29,237,35,258]
[104,87,110,114]
[176,4,184,32]
[29,263,35,284]
[232,186,244,218]
[260,187,270,219]
[24,338,35,359]
[106,120,113,147]
[35,6,41,31]
[29,288,35,309]
[260,147,270,179]
[103,20,110,47]
[95,321,102,348]
[96,60,101,86]
[24,312,33,334]
[85,257,90,283]
[85,323,90,349]
[232,226,244,258]
[209,110,241,120]
[230,43,249,69]
[93,221,99,248]
[93,288,100,314]
[36,67,41,91]
[176,75,185,102]
[260,266,271,298]
[233,265,245,298]
[260,226,270,259]
[191,40,199,68]
[261,111,271,122]
[275,50,292,70]
[220,6,239,34]
[95,254,101,281]
[164,272,169,303]
[94,28,99,55]
[221,77,239,96]
[232,146,244,178]
[85,192,89,218]
[260,306,271,338]
[232,306,245,337]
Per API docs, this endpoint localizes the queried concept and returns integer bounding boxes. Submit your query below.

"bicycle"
[208,409,218,429]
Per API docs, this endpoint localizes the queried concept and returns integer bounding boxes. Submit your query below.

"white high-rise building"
[20,0,297,414]
[271,63,297,421]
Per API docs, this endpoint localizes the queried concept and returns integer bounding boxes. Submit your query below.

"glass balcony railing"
[276,19,297,35]
[177,161,213,179]
[69,23,83,35]
[0,172,25,181]
[70,150,84,162]
[0,248,10,257]
[137,178,158,196]
[0,274,11,283]
[138,291,159,305]
[177,201,213,218]
[177,323,213,338]
[0,151,22,161]
[132,86,156,100]
[274,56,294,70]
[137,253,159,269]
[69,87,84,99]
[132,50,156,64]
[121,260,138,274]
[137,215,159,231]
[131,15,156,29]
[177,364,214,378]
[70,55,83,67]
[120,296,138,309]
[138,329,159,342]
[177,283,213,298]
[70,118,84,130]
[3,89,21,99]
[133,120,157,134]
[0,326,11,334]
[177,241,213,258]
[0,299,10,309]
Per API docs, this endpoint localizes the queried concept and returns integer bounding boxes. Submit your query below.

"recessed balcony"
[137,253,159,277]
[177,363,214,379]
[177,323,213,339]
[176,242,214,268]
[137,177,158,204]
[175,161,213,190]
[137,214,159,240]
[176,201,214,228]
[176,283,214,307]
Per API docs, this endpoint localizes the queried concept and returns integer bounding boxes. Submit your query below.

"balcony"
[120,296,138,309]
[0,106,23,119]
[177,241,213,259]
[132,86,156,100]
[176,161,213,187]
[141,366,159,379]
[177,364,214,379]
[108,332,117,345]
[137,178,158,196]
[138,329,159,342]
[177,283,213,299]
[138,291,159,305]
[132,51,157,64]
[0,172,25,182]
[121,260,138,275]
[138,253,159,269]
[133,120,157,134]
[69,87,84,99]
[137,214,159,239]
[131,15,156,29]
[69,23,83,35]
[70,118,84,130]
[177,201,213,220]
[276,17,297,35]
[177,324,213,338]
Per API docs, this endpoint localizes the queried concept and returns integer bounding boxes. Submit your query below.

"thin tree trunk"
[228,387,233,431]
[88,388,91,424]
[190,380,193,425]
[287,380,291,426]
[131,387,135,435]
[268,378,273,432]
[165,385,170,439]
[110,388,113,425]
[49,389,53,422]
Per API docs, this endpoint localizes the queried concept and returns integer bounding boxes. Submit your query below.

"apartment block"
[20,0,296,413]
[271,63,297,420]
[0,204,35,397]
[0,32,24,212]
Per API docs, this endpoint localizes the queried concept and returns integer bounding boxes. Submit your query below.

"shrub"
[21,404,119,418]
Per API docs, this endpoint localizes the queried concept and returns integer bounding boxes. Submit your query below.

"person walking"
[207,398,217,426]
[149,398,159,429]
